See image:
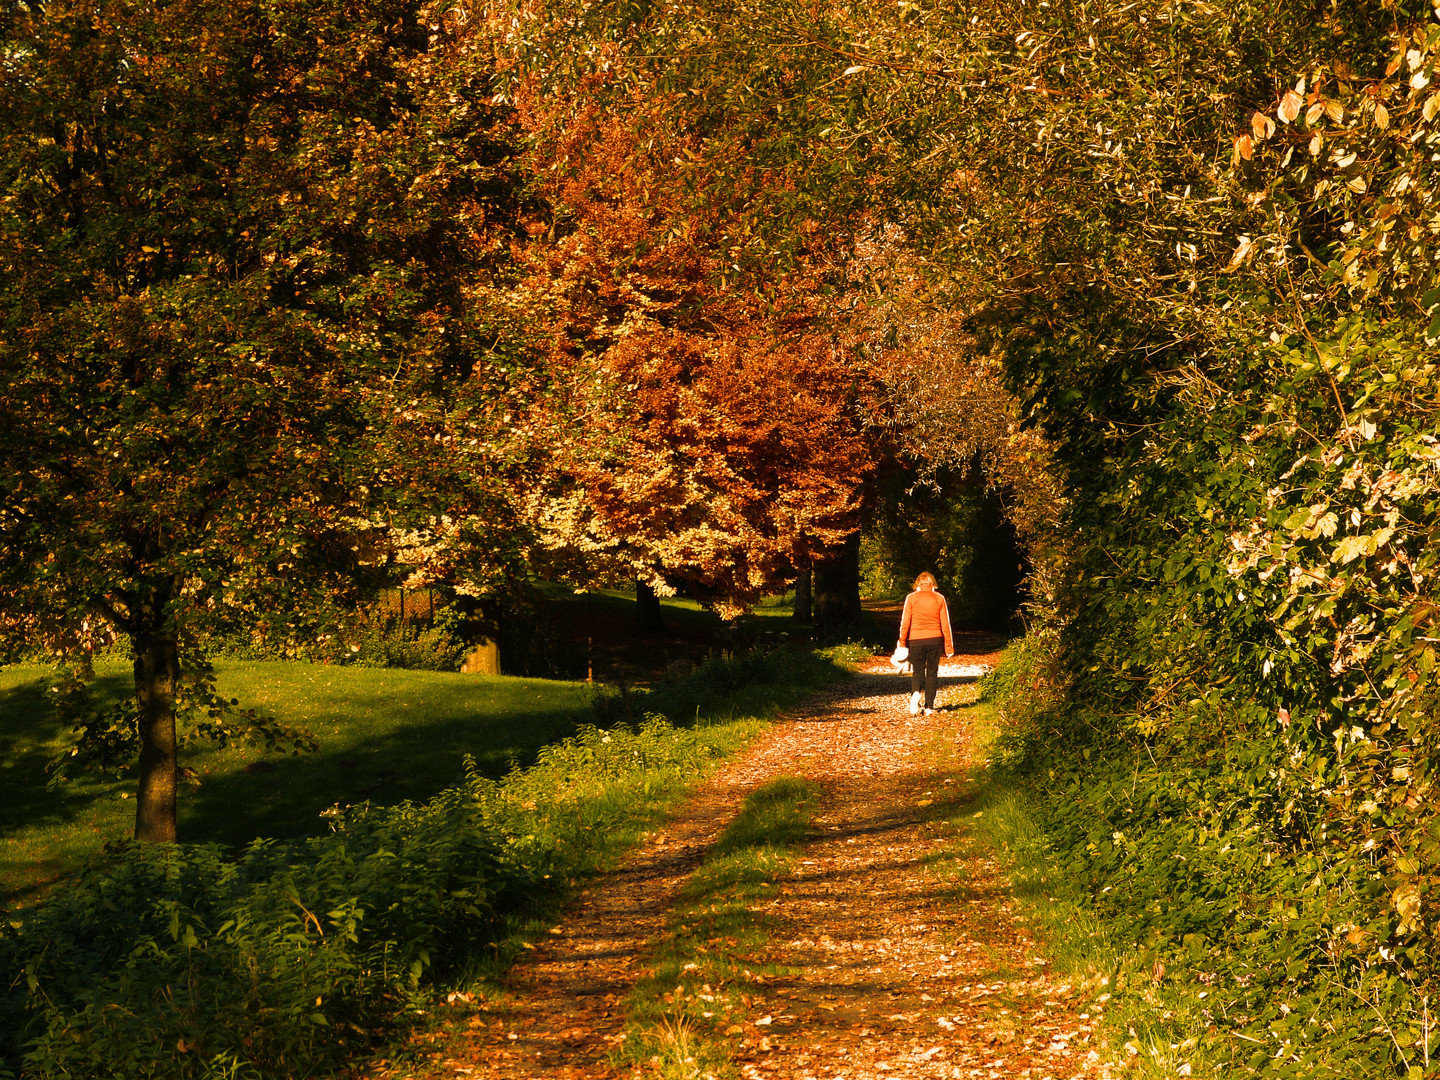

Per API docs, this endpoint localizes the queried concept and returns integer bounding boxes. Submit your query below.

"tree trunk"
[813,534,863,638]
[133,618,180,843]
[461,638,501,674]
[636,578,667,634]
[793,568,812,621]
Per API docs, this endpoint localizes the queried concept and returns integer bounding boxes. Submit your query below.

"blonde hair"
[913,572,937,590]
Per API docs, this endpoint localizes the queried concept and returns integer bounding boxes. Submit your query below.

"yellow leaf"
[1224,236,1254,270]
[1393,881,1421,936]
[1278,89,1303,124]
[1235,134,1254,161]
[1424,94,1440,122]
[1332,535,1370,564]
[1306,102,1325,125]
[1374,102,1390,129]
[1251,111,1275,140]
[1326,100,1345,122]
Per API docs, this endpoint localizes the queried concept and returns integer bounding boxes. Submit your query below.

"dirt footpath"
[403,653,1109,1080]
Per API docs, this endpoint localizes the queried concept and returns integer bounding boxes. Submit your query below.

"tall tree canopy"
[506,86,875,609]
[0,0,540,839]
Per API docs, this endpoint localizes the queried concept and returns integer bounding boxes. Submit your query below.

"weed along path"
[403,651,1106,1080]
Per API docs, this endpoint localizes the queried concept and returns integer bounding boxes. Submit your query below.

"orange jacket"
[899,589,953,653]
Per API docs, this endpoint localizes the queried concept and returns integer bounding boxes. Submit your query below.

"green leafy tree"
[0,0,538,841]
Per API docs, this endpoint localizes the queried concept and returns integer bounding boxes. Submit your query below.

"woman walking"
[897,572,954,715]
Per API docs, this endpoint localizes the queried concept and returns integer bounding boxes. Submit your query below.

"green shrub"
[202,598,469,672]
[0,775,533,1079]
[0,719,734,1080]
[590,645,846,726]
[345,601,469,672]
[977,629,1065,777]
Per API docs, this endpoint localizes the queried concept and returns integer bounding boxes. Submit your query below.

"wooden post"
[461,639,500,674]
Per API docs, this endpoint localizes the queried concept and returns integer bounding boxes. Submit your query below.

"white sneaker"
[909,691,922,715]
[923,708,935,716]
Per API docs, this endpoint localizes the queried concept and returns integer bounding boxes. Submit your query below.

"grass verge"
[969,754,1229,1078]
[617,777,824,1080]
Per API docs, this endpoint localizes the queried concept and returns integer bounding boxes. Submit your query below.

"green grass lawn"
[0,660,596,913]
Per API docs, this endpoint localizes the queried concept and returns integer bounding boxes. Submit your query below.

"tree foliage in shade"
[0,0,541,840]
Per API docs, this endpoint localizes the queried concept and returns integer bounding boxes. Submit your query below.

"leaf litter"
[387,645,1112,1080]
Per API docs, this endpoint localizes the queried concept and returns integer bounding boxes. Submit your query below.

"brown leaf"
[1251,111,1275,140]
[1278,89,1303,124]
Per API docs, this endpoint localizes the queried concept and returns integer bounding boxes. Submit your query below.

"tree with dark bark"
[792,569,812,622]
[0,0,537,840]
[635,579,667,635]
[812,535,864,639]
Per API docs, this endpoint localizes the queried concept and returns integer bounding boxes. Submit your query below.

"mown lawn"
[0,661,595,913]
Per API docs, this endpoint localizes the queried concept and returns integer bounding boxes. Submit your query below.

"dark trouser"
[908,638,944,709]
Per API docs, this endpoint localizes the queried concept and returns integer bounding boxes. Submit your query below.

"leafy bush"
[990,321,1440,1075]
[205,609,470,672]
[0,718,739,1080]
[344,601,469,672]
[584,648,840,731]
[587,645,847,727]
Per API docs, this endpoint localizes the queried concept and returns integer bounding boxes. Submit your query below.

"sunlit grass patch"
[619,776,823,1078]
[0,661,596,912]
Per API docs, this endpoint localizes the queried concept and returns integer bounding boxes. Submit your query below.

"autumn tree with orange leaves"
[512,92,875,616]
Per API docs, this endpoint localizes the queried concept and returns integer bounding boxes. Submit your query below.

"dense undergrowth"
[0,646,844,1080]
[982,323,1440,1077]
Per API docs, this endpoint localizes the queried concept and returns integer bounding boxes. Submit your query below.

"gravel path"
[402,654,1109,1080]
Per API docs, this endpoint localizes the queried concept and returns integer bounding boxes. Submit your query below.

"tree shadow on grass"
[178,701,594,851]
[0,669,137,910]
